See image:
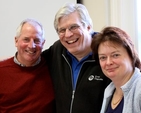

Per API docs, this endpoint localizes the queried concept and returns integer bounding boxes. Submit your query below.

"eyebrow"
[99,50,120,55]
[58,24,79,29]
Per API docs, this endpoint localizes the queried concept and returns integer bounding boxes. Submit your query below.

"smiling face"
[15,22,45,66]
[57,12,92,60]
[98,41,133,84]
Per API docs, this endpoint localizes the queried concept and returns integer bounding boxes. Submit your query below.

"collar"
[14,52,41,67]
[67,51,92,62]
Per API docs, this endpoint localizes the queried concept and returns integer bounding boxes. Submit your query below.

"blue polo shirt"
[67,51,92,90]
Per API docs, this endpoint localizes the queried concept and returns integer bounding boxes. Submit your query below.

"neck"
[15,53,41,67]
[111,89,123,109]
[74,48,92,61]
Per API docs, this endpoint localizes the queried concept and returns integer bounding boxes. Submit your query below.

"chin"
[26,57,36,62]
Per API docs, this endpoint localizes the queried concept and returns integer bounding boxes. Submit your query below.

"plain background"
[0,0,140,59]
[0,0,75,58]
[83,0,140,58]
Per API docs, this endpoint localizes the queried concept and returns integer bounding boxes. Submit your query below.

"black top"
[106,97,124,113]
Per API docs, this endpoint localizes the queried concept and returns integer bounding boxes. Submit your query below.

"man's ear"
[87,25,91,31]
[15,37,18,47]
[41,39,45,49]
[42,39,45,46]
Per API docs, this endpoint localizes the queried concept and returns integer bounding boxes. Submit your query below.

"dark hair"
[91,26,141,70]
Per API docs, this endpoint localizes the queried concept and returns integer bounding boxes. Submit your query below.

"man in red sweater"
[0,18,55,113]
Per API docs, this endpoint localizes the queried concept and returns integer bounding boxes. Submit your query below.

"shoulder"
[128,70,141,96]
[0,57,14,67]
[133,68,141,86]
[51,40,64,50]
[42,40,66,58]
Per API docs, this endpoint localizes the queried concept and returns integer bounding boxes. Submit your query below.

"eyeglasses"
[57,24,80,36]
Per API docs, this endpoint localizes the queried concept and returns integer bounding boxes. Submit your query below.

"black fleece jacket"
[42,38,111,113]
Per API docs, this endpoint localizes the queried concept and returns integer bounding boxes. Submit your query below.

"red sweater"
[0,57,55,113]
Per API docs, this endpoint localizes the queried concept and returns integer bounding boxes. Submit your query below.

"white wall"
[83,0,108,32]
[83,0,139,55]
[136,0,141,58]
[1,0,140,59]
[0,0,75,58]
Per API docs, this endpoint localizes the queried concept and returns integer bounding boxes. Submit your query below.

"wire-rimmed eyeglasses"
[57,24,81,36]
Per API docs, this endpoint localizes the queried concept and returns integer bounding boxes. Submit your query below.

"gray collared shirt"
[14,52,41,67]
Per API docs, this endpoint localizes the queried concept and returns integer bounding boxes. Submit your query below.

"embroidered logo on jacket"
[88,75,103,81]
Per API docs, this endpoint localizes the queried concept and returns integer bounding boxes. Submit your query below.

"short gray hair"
[16,18,45,40]
[54,3,94,33]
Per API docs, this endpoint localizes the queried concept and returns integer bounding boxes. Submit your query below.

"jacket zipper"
[62,54,95,113]
[70,90,75,113]
[62,54,74,113]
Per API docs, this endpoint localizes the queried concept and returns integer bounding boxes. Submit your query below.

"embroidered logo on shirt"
[88,75,103,81]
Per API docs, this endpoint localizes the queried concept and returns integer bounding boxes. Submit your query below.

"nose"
[28,40,36,48]
[64,28,73,37]
[106,57,113,65]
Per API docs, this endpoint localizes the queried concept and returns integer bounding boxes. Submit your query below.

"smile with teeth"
[67,38,78,44]
[26,50,36,54]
